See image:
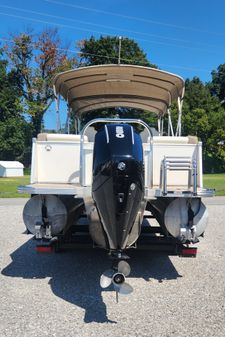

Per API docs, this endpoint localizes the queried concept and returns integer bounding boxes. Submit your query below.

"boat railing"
[79,118,153,187]
[160,156,198,195]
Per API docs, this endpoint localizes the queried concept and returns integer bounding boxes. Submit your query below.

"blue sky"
[0,0,225,129]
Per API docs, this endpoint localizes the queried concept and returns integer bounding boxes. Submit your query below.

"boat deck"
[18,183,214,198]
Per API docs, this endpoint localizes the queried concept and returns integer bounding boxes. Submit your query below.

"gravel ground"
[0,197,225,337]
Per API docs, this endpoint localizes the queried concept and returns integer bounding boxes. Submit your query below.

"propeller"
[118,260,131,277]
[100,260,133,298]
[100,269,114,288]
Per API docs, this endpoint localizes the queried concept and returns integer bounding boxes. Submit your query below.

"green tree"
[209,63,225,106]
[78,35,156,67]
[0,57,22,122]
[73,35,157,129]
[0,56,31,163]
[182,78,211,141]
[4,28,77,136]
[0,117,31,163]
[179,77,225,172]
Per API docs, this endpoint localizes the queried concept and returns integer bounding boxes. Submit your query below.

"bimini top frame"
[53,64,185,136]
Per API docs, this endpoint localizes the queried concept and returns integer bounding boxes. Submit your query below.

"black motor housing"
[92,123,144,251]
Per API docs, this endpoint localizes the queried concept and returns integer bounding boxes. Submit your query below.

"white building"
[0,161,24,177]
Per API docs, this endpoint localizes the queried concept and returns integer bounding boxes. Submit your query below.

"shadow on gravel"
[2,237,181,323]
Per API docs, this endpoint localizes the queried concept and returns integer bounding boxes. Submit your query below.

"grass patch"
[203,173,225,196]
[0,175,30,198]
[0,173,224,198]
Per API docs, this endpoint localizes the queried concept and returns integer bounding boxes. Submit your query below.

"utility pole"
[55,95,61,132]
[118,36,122,65]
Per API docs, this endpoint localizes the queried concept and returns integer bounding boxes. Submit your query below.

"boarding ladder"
[160,156,197,195]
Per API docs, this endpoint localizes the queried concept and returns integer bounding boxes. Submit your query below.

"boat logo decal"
[116,126,125,138]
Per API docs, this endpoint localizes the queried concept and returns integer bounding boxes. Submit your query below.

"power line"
[0,11,113,36]
[0,4,222,50]
[0,37,213,76]
[157,63,209,73]
[43,0,225,37]
[0,11,224,56]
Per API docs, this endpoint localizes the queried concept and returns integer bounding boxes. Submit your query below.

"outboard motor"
[92,123,145,252]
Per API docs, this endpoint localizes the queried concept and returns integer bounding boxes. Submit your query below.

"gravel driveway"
[0,197,225,337]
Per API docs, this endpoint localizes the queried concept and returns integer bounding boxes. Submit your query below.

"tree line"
[0,29,224,172]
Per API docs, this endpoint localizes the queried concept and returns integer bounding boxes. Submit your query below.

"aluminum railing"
[160,156,197,195]
[79,118,153,187]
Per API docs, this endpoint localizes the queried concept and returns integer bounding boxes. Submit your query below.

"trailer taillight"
[180,247,197,257]
[36,245,53,253]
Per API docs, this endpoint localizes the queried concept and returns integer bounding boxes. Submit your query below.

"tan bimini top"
[53,64,185,116]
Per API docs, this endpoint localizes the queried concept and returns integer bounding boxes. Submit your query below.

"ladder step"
[160,156,197,195]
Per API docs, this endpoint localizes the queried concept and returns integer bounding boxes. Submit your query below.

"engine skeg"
[92,123,144,251]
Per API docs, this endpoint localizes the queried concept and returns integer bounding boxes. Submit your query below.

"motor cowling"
[92,123,145,251]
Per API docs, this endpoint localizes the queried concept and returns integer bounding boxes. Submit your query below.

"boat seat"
[152,135,198,144]
[37,133,88,142]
